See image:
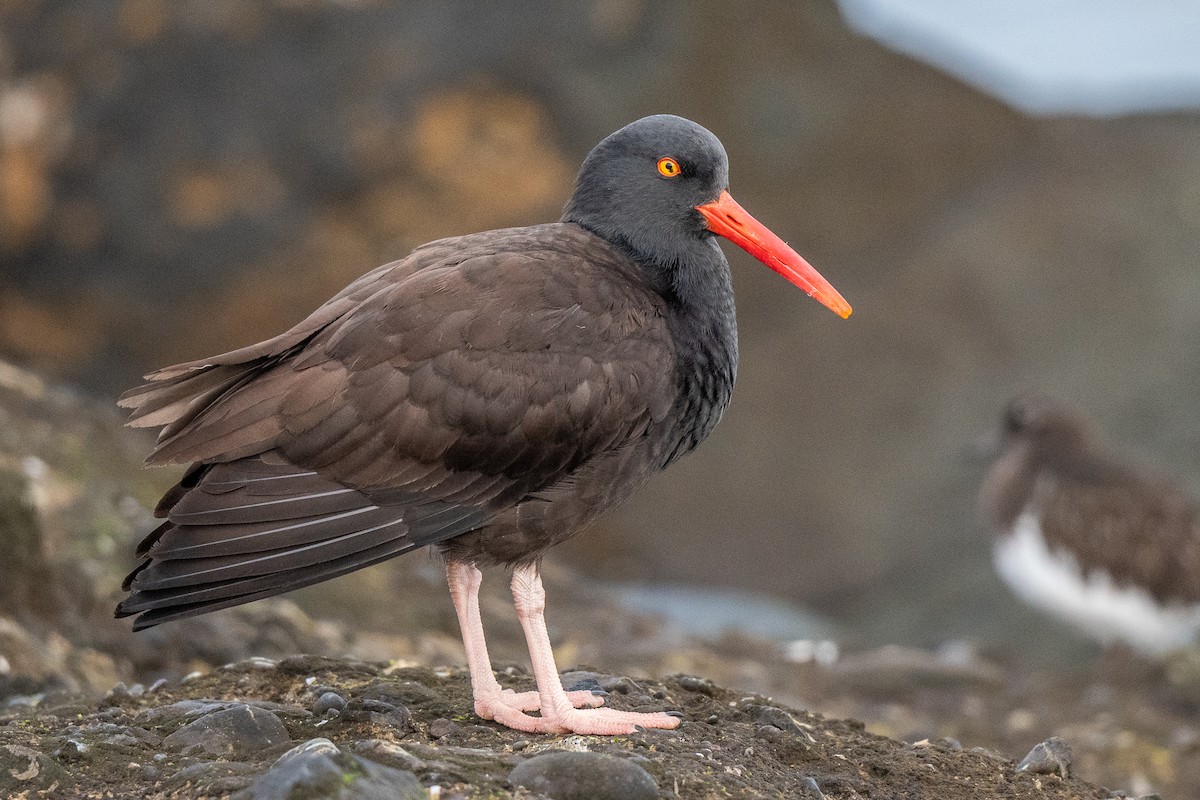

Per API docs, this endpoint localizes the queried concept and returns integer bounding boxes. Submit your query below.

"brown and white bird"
[979,393,1200,655]
[115,115,852,734]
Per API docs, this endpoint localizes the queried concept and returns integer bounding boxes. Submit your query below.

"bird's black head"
[563,115,730,277]
[563,115,852,317]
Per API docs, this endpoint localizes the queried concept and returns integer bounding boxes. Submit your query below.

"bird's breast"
[658,294,738,468]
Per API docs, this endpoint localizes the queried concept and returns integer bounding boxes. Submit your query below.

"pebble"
[755,706,807,735]
[234,737,425,800]
[350,739,426,771]
[1016,736,1072,779]
[341,697,413,730]
[428,718,461,738]
[313,691,347,717]
[559,671,608,695]
[162,704,290,756]
[509,751,658,800]
[676,675,718,696]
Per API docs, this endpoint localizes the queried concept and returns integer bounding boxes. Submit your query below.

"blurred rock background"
[2,0,1200,662]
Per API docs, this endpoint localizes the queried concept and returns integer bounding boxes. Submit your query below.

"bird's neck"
[654,240,739,468]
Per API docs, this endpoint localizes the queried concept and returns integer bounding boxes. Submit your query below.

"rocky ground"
[0,362,1194,799]
[0,654,1118,800]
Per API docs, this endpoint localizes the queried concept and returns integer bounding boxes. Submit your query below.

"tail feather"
[118,533,428,630]
[117,454,490,629]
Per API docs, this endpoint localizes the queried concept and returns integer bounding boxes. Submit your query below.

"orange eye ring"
[656,157,681,178]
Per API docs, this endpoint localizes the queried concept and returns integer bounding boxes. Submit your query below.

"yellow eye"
[656,157,681,178]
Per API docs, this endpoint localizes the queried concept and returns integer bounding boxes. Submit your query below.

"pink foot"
[492,688,606,713]
[477,697,682,735]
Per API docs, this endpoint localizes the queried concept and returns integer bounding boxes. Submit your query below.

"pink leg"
[507,563,682,735]
[445,561,603,725]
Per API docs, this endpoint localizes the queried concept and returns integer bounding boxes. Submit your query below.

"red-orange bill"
[696,190,852,319]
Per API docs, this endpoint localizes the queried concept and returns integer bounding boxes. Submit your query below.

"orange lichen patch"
[169,170,231,229]
[167,162,286,229]
[0,290,106,370]
[0,78,71,247]
[0,139,49,245]
[410,88,573,228]
[117,0,170,44]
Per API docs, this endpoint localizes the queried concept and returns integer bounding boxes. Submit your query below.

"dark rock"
[676,675,718,696]
[51,738,88,763]
[356,679,444,715]
[162,704,290,756]
[350,739,426,771]
[508,751,658,800]
[139,698,305,728]
[755,706,809,736]
[1016,736,1073,779]
[234,737,425,800]
[428,718,460,738]
[314,691,347,717]
[341,697,414,731]
[138,699,232,726]
[559,670,608,695]
[597,675,643,695]
[0,744,69,793]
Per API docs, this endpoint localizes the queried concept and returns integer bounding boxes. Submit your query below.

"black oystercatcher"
[117,115,851,734]
[979,393,1200,655]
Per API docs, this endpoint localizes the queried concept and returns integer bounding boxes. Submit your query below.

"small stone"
[754,706,806,735]
[559,671,607,695]
[52,739,88,762]
[597,675,642,695]
[220,656,279,672]
[314,691,347,716]
[234,737,425,800]
[162,704,290,756]
[428,717,460,738]
[509,751,658,800]
[341,698,413,731]
[1017,736,1073,779]
[676,675,717,696]
[351,739,425,771]
[102,682,136,706]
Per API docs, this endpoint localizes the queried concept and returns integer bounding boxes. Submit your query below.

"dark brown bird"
[116,115,851,734]
[979,393,1200,655]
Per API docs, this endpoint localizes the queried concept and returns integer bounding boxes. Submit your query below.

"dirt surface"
[2,655,1115,800]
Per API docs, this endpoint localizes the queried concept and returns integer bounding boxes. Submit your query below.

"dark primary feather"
[117,225,683,628]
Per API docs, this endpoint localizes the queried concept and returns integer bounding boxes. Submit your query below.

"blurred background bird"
[979,393,1200,657]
